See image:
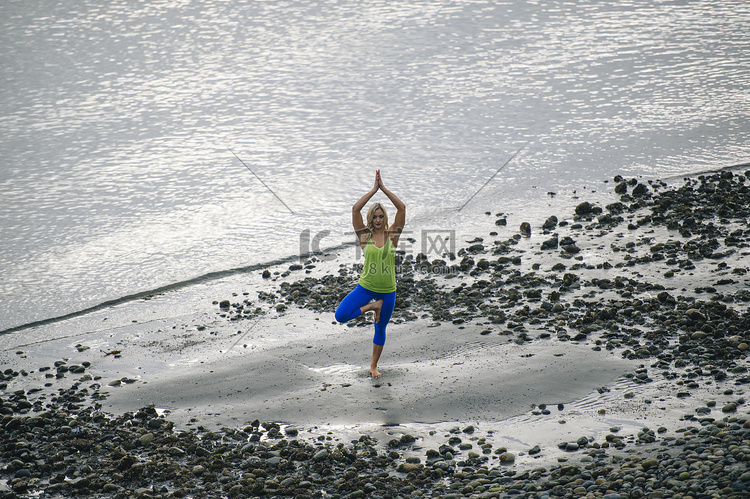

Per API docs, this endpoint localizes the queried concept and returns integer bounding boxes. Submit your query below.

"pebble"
[7,383,742,499]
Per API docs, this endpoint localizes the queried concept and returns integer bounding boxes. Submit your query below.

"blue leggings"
[335,284,396,346]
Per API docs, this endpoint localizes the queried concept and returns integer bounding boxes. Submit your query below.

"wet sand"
[100,311,636,428]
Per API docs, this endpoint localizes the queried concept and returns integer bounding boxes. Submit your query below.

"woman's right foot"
[372,299,383,323]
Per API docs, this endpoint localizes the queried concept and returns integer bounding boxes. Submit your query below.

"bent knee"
[335,308,357,323]
[334,309,346,323]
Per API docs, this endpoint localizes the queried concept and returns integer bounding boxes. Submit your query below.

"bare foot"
[372,299,383,323]
[370,344,384,379]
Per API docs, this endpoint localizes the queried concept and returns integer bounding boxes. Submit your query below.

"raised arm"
[377,171,406,247]
[352,171,380,243]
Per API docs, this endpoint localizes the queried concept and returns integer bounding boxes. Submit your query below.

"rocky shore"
[3,169,750,498]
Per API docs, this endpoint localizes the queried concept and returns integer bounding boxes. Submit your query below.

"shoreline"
[3,170,750,498]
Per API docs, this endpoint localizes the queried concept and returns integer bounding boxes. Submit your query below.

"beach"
[2,169,750,498]
[3,1,750,497]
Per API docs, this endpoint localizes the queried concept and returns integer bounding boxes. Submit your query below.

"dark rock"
[541,235,559,250]
[542,216,558,230]
[575,202,601,216]
[632,183,650,197]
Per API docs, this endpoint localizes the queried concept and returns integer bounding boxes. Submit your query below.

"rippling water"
[1,0,749,331]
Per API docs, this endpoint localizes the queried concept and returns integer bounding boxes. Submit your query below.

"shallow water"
[1,0,749,331]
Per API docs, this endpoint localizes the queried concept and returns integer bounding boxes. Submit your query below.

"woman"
[335,170,406,378]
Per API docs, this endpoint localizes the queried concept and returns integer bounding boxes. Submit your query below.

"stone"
[723,402,737,413]
[641,459,659,470]
[632,183,649,197]
[541,236,559,250]
[543,216,558,230]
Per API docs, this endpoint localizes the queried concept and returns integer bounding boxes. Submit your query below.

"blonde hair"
[366,203,389,234]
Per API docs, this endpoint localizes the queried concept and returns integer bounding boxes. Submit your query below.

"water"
[1,0,749,332]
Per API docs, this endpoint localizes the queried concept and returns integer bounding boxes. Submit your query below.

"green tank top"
[358,237,397,293]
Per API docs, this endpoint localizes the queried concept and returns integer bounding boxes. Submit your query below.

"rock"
[685,308,705,321]
[642,458,659,470]
[398,462,421,472]
[632,182,650,197]
[606,201,626,213]
[542,216,558,230]
[559,236,575,246]
[657,291,675,304]
[575,201,600,215]
[541,235,559,250]
[400,433,416,444]
[138,432,155,445]
[14,469,30,479]
[722,402,737,413]
[561,244,580,254]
